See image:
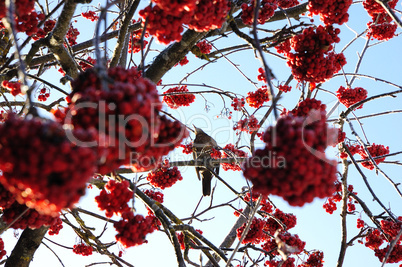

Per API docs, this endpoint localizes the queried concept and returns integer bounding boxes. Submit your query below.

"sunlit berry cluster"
[278,0,299,8]
[278,84,292,93]
[78,56,96,71]
[73,244,93,256]
[323,182,357,214]
[66,24,80,46]
[336,86,368,109]
[67,67,186,174]
[363,0,398,19]
[187,0,230,32]
[179,143,193,154]
[284,25,346,84]
[176,229,203,250]
[34,19,56,40]
[95,180,132,218]
[0,0,35,17]
[288,98,327,117]
[128,26,149,54]
[300,251,324,267]
[264,209,297,235]
[308,0,352,25]
[163,85,195,109]
[37,88,50,102]
[339,143,360,159]
[48,217,63,235]
[196,40,213,54]
[367,22,397,41]
[265,257,295,267]
[2,80,22,96]
[244,192,274,214]
[237,217,266,244]
[2,202,61,229]
[231,97,245,111]
[358,143,389,170]
[243,110,338,206]
[0,115,97,216]
[246,86,270,108]
[152,0,197,16]
[81,11,99,21]
[176,56,189,66]
[241,0,278,25]
[220,144,248,171]
[114,211,157,248]
[146,162,183,189]
[233,115,259,134]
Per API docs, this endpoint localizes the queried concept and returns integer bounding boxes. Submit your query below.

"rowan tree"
[0,0,401,266]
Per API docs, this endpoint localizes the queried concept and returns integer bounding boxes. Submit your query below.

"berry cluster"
[275,39,291,56]
[300,251,324,267]
[68,67,186,174]
[288,98,327,117]
[0,183,15,209]
[220,144,248,171]
[363,0,398,19]
[163,85,196,109]
[78,56,96,71]
[34,19,56,40]
[264,209,297,235]
[241,0,278,25]
[246,86,270,108]
[73,244,93,256]
[237,217,266,244]
[375,245,402,264]
[0,238,5,260]
[196,40,212,54]
[152,0,197,17]
[176,229,203,250]
[2,202,61,229]
[179,143,193,154]
[265,257,295,267]
[146,162,183,189]
[139,6,189,44]
[278,0,299,8]
[308,0,352,25]
[339,143,360,159]
[114,211,156,248]
[0,115,97,216]
[128,25,149,54]
[48,217,63,235]
[233,115,259,134]
[37,88,50,102]
[81,11,99,21]
[357,218,365,229]
[278,84,292,93]
[0,0,35,17]
[358,143,389,170]
[66,24,79,46]
[257,67,267,83]
[95,180,132,218]
[176,56,189,66]
[2,80,22,96]
[243,110,338,206]
[231,97,245,111]
[187,0,230,32]
[367,22,397,41]
[336,86,368,109]
[284,25,346,84]
[323,182,357,214]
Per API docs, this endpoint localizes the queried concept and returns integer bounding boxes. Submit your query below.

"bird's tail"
[202,170,213,196]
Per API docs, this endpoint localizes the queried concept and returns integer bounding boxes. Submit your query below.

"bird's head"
[193,124,206,135]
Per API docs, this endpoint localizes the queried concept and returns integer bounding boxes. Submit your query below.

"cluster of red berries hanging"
[241,0,278,25]
[358,143,389,170]
[128,25,149,54]
[146,161,183,189]
[2,202,61,230]
[323,182,357,214]
[363,0,398,41]
[279,25,346,85]
[95,180,132,218]
[139,0,230,44]
[262,231,306,256]
[0,114,97,216]
[363,216,402,264]
[243,104,338,206]
[114,211,157,248]
[246,86,270,108]
[2,80,22,96]
[33,19,56,40]
[220,144,248,171]
[176,229,203,250]
[73,244,93,256]
[81,10,99,21]
[37,88,50,102]
[277,0,299,8]
[237,217,266,244]
[66,66,187,174]
[308,0,352,25]
[78,56,96,71]
[233,115,259,134]
[336,86,368,109]
[0,0,46,36]
[163,85,196,109]
[231,97,245,111]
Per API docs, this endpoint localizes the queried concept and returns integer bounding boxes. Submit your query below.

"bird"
[192,125,220,196]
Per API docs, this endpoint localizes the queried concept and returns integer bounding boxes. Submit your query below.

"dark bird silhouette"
[192,126,220,196]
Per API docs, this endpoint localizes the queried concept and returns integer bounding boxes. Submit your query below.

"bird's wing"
[193,146,202,181]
